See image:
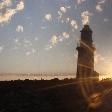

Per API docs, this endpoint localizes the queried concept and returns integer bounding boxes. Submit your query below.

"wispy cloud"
[24,39,32,47]
[104,18,109,22]
[26,51,31,56]
[26,48,37,56]
[0,46,4,53]
[34,37,38,41]
[77,0,86,5]
[14,38,20,45]
[16,25,24,32]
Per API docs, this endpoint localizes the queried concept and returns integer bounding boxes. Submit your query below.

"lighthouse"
[76,25,99,80]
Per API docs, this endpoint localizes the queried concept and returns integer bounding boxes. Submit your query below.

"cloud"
[16,25,24,32]
[62,32,70,39]
[98,0,106,4]
[65,17,70,23]
[13,38,21,47]
[35,37,38,41]
[44,13,52,21]
[32,48,36,54]
[50,35,58,46]
[16,1,24,11]
[77,0,86,5]
[0,9,16,24]
[50,32,70,46]
[96,0,106,12]
[94,52,105,64]
[41,26,47,30]
[81,11,92,25]
[14,38,19,43]
[94,51,112,76]
[45,32,70,50]
[26,51,31,56]
[0,0,24,24]
[104,18,109,22]
[70,20,78,29]
[58,11,62,19]
[26,48,37,56]
[45,45,53,50]
[60,6,67,13]
[96,4,103,12]
[0,46,4,53]
[0,0,12,10]
[24,39,32,47]
[57,6,69,20]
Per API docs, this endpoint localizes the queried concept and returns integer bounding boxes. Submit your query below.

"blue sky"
[0,0,112,78]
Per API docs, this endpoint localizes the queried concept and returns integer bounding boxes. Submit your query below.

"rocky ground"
[0,79,112,112]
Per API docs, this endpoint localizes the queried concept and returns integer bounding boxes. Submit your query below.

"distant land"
[0,73,75,81]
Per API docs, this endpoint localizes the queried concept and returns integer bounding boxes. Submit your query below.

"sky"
[0,0,112,78]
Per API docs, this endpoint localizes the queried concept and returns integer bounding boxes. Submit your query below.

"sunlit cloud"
[0,9,16,24]
[44,13,52,21]
[94,52,105,65]
[74,52,78,58]
[0,0,12,10]
[81,11,92,25]
[94,51,112,76]
[16,25,24,32]
[0,0,24,24]
[96,0,106,12]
